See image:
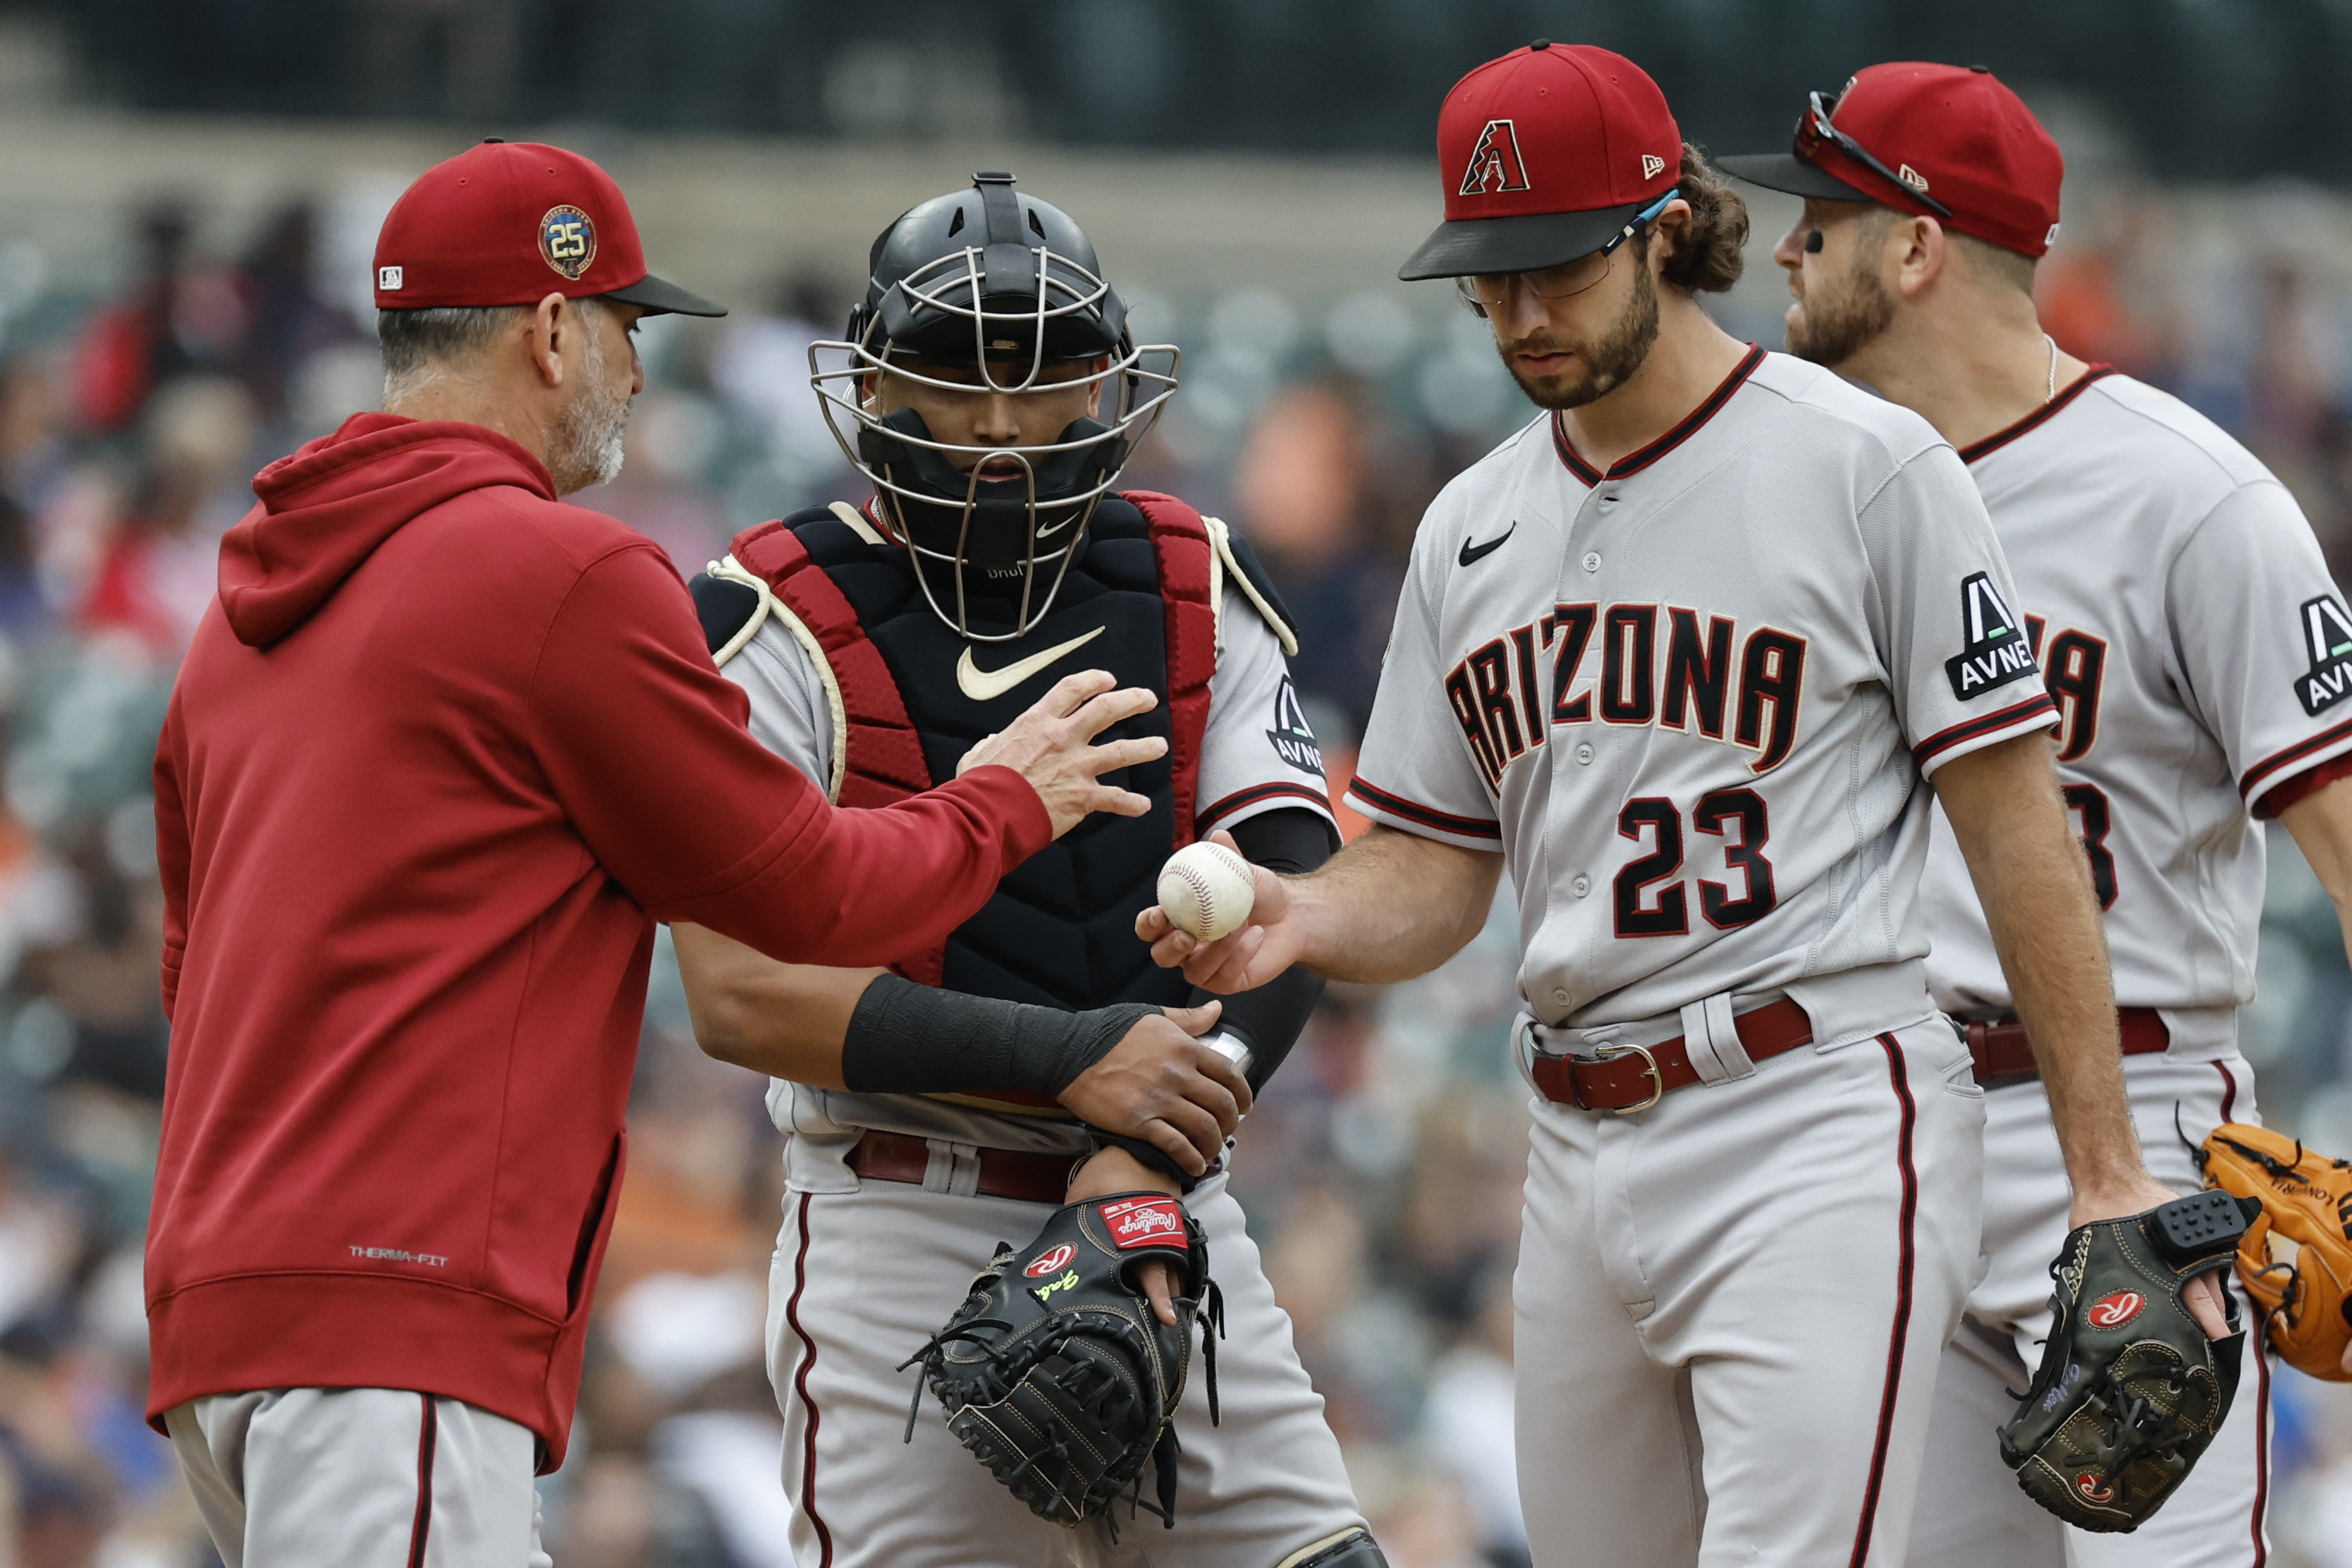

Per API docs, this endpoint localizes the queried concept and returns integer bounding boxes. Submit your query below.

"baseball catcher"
[2199,1122,2352,1382]
[1997,1191,2257,1531]
[671,173,1383,1568]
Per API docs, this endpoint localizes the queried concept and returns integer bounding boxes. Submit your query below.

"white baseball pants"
[1514,1016,1985,1567]
[1906,1049,2273,1568]
[766,1166,1367,1568]
[165,1388,550,1568]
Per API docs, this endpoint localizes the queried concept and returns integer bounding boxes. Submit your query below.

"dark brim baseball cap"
[1717,66,2065,257]
[1711,152,1870,204]
[1399,198,1658,281]
[374,140,727,317]
[1400,42,1682,283]
[605,272,726,319]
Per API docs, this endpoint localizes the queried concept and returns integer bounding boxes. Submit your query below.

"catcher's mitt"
[902,1192,1220,1531]
[2198,1122,2352,1382]
[1997,1189,2256,1532]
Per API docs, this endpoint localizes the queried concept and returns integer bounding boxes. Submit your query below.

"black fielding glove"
[1997,1190,2258,1531]
[900,1192,1220,1531]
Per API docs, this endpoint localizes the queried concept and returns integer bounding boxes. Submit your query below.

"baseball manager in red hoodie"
[143,141,1221,1568]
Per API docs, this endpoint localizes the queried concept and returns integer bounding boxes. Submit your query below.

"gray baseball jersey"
[1346,347,2057,1030]
[714,549,1333,1159]
[1921,368,2352,1051]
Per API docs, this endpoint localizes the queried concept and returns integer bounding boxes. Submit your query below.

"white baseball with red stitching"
[1156,841,1256,941]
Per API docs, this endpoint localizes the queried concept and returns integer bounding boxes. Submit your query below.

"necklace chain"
[2044,333,2058,404]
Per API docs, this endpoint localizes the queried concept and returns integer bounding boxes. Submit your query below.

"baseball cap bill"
[1716,63,2064,258]
[1399,41,1682,282]
[372,140,725,317]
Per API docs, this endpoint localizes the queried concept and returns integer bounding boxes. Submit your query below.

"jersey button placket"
[1541,480,1616,990]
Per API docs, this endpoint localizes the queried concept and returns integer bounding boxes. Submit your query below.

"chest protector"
[718,492,1224,1113]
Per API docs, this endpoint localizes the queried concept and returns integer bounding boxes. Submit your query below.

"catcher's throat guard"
[1997,1190,2258,1532]
[901,1192,1221,1531]
[810,172,1179,642]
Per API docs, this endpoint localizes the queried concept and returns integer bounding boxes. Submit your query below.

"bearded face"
[1492,257,1662,412]
[547,311,633,493]
[1784,229,1898,368]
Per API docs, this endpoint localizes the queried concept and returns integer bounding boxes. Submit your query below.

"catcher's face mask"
[811,173,1179,642]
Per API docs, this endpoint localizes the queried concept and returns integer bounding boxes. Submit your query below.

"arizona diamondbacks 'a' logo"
[2295,594,2352,716]
[1266,676,1325,777]
[1944,572,2038,701]
[1459,120,1533,196]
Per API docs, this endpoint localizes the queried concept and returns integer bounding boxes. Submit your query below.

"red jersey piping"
[1344,776,1502,840]
[1956,365,2118,465]
[1551,343,1768,485]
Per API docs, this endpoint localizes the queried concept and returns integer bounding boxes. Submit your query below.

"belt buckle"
[1590,1039,1665,1115]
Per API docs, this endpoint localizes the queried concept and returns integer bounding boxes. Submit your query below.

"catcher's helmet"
[810,173,1179,640]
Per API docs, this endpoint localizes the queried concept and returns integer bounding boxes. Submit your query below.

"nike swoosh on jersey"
[1458,522,1516,567]
[955,626,1108,702]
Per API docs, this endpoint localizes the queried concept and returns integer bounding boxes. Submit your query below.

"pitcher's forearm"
[1992,848,2141,1196]
[2280,776,2352,970]
[1291,825,1503,984]
[1937,735,2146,1202]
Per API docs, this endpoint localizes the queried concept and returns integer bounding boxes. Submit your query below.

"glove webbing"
[896,1318,1013,1443]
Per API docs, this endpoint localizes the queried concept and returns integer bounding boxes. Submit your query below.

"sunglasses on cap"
[1794,90,1952,219]
[1455,188,1682,317]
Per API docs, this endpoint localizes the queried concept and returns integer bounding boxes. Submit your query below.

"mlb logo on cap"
[1401,41,1682,281]
[372,139,723,318]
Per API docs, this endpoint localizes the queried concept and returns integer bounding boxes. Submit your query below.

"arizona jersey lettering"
[1443,602,1809,790]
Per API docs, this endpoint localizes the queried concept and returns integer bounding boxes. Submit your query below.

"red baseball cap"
[372,139,723,317]
[1399,42,1682,281]
[1717,63,2064,258]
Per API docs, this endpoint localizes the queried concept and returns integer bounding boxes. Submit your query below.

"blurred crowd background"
[6,4,2352,1566]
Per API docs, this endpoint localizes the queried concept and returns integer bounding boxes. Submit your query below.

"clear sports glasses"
[1454,188,1682,317]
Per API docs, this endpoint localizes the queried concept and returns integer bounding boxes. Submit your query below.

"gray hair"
[378,295,611,403]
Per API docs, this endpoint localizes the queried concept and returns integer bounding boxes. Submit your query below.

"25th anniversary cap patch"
[539,204,596,281]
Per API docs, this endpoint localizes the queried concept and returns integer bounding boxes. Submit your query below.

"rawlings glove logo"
[1101,1196,1185,1249]
[2085,1290,2145,1328]
[1024,1244,1076,1278]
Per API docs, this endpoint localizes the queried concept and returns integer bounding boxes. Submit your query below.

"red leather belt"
[1966,1007,2169,1090]
[1531,998,1814,1113]
[848,1130,1073,1204]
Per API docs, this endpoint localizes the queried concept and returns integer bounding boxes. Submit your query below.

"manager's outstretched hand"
[962,670,1167,838]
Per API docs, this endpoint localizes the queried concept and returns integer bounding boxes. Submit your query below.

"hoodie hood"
[219,413,556,647]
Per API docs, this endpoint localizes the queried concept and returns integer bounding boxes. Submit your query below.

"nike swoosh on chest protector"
[1458,522,1516,567]
[955,625,1110,702]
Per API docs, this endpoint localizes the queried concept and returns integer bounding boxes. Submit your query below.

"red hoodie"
[147,414,1050,1462]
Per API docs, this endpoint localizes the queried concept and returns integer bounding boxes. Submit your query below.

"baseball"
[1156,841,1256,941]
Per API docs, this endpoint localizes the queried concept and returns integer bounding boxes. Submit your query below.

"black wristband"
[840,974,1156,1098]
[1086,1129,1210,1195]
[1193,807,1337,1091]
